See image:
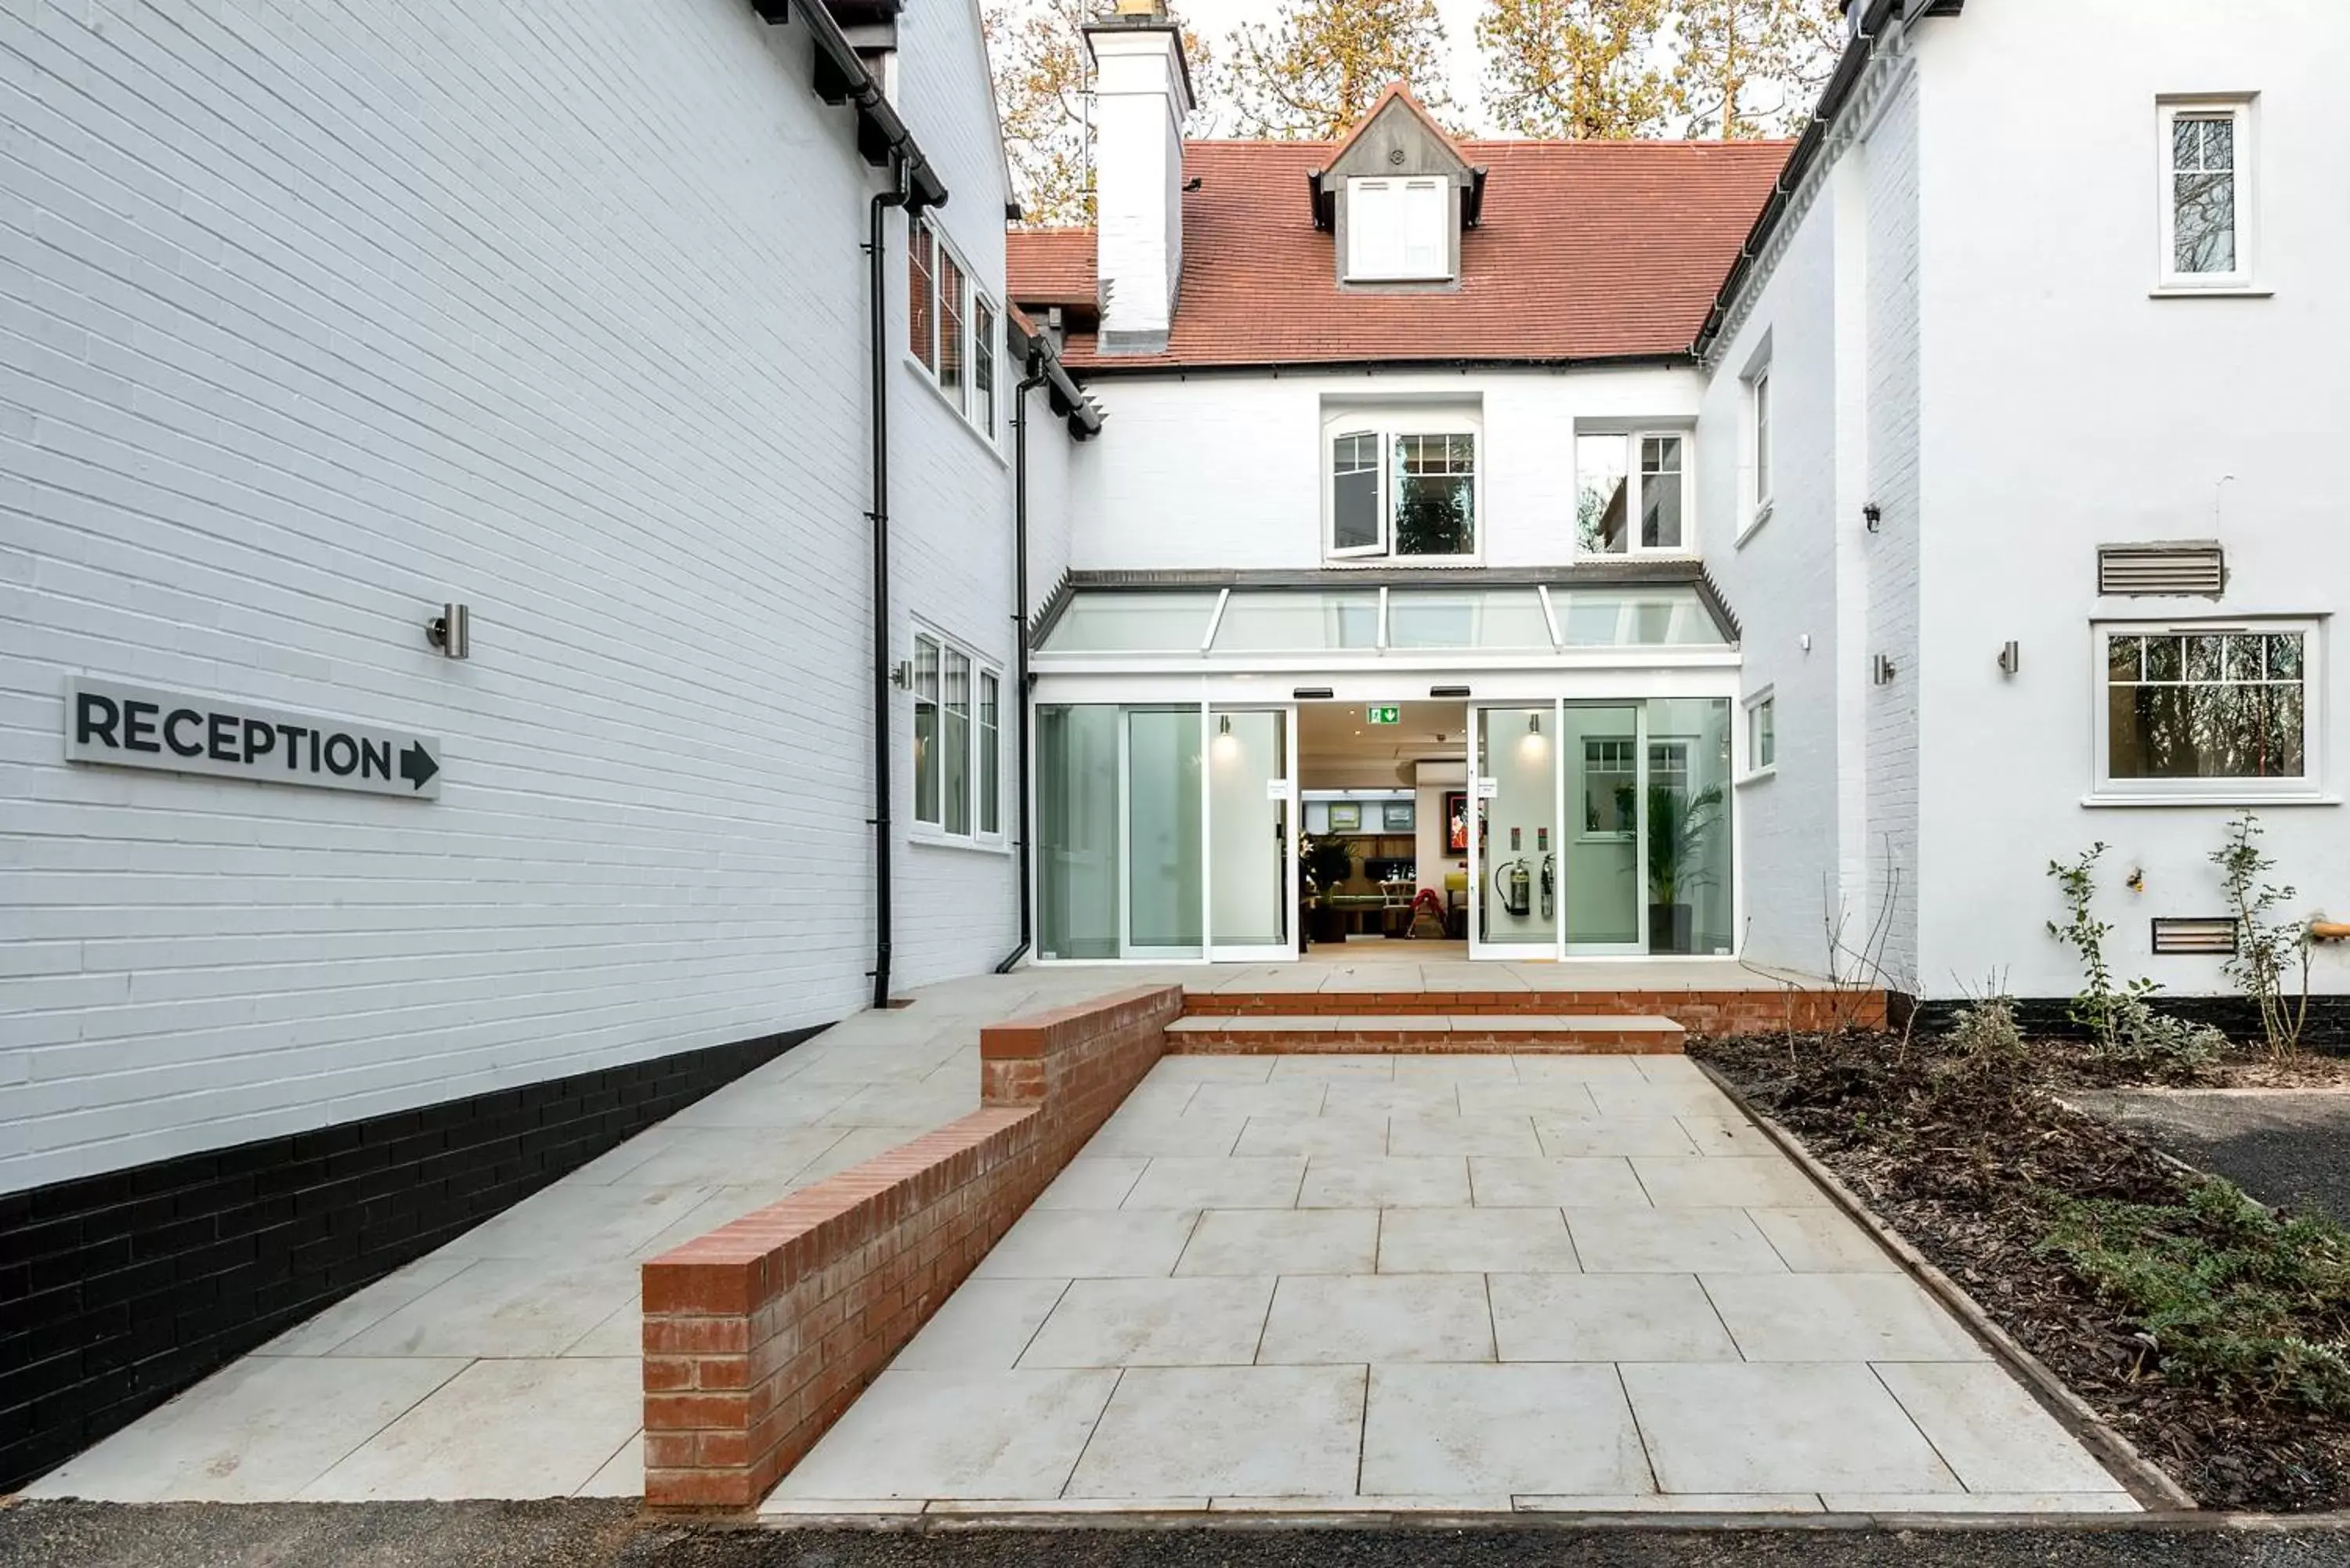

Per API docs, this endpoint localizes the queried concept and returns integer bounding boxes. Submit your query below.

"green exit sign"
[1366,706,1400,725]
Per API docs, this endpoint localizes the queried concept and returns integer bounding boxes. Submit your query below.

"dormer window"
[1347,177,1449,282]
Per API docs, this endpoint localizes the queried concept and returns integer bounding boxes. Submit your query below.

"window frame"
[1748,371,1773,526]
[2157,96,2257,293]
[1574,428,1696,559]
[2090,616,2324,804]
[1321,407,1482,563]
[1742,688,1777,782]
[1581,735,1639,842]
[909,217,1002,443]
[911,626,1007,847]
[1346,176,1451,283]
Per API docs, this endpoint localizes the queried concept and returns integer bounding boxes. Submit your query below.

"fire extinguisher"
[1500,858,1532,918]
[1539,854,1556,922]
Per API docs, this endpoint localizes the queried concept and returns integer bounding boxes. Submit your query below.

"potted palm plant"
[1301,833,1358,945]
[1647,782,1723,953]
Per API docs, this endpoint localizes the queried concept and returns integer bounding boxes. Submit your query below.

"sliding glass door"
[1123,708,1204,959]
[1470,706,1560,954]
[1039,703,1296,961]
[1561,703,1644,953]
[1207,708,1296,959]
[1468,698,1736,959]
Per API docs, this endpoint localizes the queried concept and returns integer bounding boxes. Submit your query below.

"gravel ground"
[9,1502,2350,1568]
[2063,1089,2350,1223]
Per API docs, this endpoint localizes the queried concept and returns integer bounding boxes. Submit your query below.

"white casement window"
[2094,620,2319,801]
[1744,689,1777,778]
[913,629,1005,844]
[1574,431,1692,556]
[978,670,1001,836]
[909,218,1001,441]
[1347,177,1449,282]
[1749,370,1773,521]
[2158,98,2256,291]
[1324,410,1479,560]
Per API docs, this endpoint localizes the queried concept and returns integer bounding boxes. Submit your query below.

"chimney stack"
[1084,1,1192,354]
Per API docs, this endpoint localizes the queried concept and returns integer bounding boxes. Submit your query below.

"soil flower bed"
[1694,1017,2350,1512]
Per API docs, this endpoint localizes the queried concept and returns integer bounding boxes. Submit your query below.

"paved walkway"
[25,966,1194,1503]
[766,1053,2138,1517]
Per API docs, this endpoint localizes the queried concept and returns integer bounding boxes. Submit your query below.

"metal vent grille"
[2151,917,2240,956]
[2099,543,2225,598]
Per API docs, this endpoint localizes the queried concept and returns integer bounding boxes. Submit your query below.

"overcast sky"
[1174,0,1495,133]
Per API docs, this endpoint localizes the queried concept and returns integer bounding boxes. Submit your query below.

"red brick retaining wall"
[1181,988,1888,1035]
[638,985,1181,1510]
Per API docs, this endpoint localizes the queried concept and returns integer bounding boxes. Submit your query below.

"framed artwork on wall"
[1329,802,1362,832]
[1383,800,1414,831]
[1443,790,1469,854]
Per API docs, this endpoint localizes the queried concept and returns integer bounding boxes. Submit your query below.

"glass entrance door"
[1206,707,1296,960]
[1123,707,1204,958]
[1561,704,1645,953]
[1470,705,1561,956]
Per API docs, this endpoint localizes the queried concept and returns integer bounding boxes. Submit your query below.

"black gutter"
[1062,350,1693,381]
[761,1,946,208]
[993,324,1102,975]
[757,0,951,1010]
[994,348,1056,976]
[1690,0,1908,359]
[867,175,909,1009]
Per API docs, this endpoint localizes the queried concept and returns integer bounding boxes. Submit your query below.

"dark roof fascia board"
[1063,351,1694,381]
[1008,313,1104,438]
[761,0,947,210]
[1309,164,1486,232]
[1691,0,1960,358]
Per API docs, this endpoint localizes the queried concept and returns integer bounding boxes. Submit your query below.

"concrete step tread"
[1168,1014,1683,1034]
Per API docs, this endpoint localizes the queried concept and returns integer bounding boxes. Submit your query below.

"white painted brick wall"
[1911,0,2350,999]
[1068,365,1705,573]
[1861,68,1923,992]
[0,0,1019,1192]
[1697,186,1846,977]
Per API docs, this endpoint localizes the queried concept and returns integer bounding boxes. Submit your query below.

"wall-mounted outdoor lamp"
[427,603,471,659]
[1998,640,2021,677]
[1863,502,1883,533]
[1871,653,1896,685]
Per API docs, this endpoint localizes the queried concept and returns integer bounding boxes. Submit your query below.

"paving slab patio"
[764,1051,2142,1519]
[28,959,2136,1519]
[24,963,1202,1504]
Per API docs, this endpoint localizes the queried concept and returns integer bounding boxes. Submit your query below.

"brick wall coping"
[639,983,1183,1510]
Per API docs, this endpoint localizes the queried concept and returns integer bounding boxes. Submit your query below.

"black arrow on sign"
[400,742,439,791]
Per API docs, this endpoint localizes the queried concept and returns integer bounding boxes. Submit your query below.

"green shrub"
[2104,994,2226,1074]
[2037,1178,2350,1411]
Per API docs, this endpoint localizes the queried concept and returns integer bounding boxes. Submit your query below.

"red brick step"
[1165,1013,1684,1056]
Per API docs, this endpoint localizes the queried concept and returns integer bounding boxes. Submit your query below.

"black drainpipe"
[867,171,909,1010]
[995,349,1054,974]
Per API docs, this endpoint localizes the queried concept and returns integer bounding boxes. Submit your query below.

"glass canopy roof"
[1036,585,1730,656]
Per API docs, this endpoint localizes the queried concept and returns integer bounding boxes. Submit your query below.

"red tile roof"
[1007,138,1793,371]
[1004,227,1097,309]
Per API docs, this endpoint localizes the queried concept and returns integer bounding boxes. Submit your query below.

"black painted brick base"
[1903,994,2350,1053]
[0,1022,825,1493]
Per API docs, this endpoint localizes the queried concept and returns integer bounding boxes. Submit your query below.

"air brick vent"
[2152,917,2240,956]
[2099,542,2225,598]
